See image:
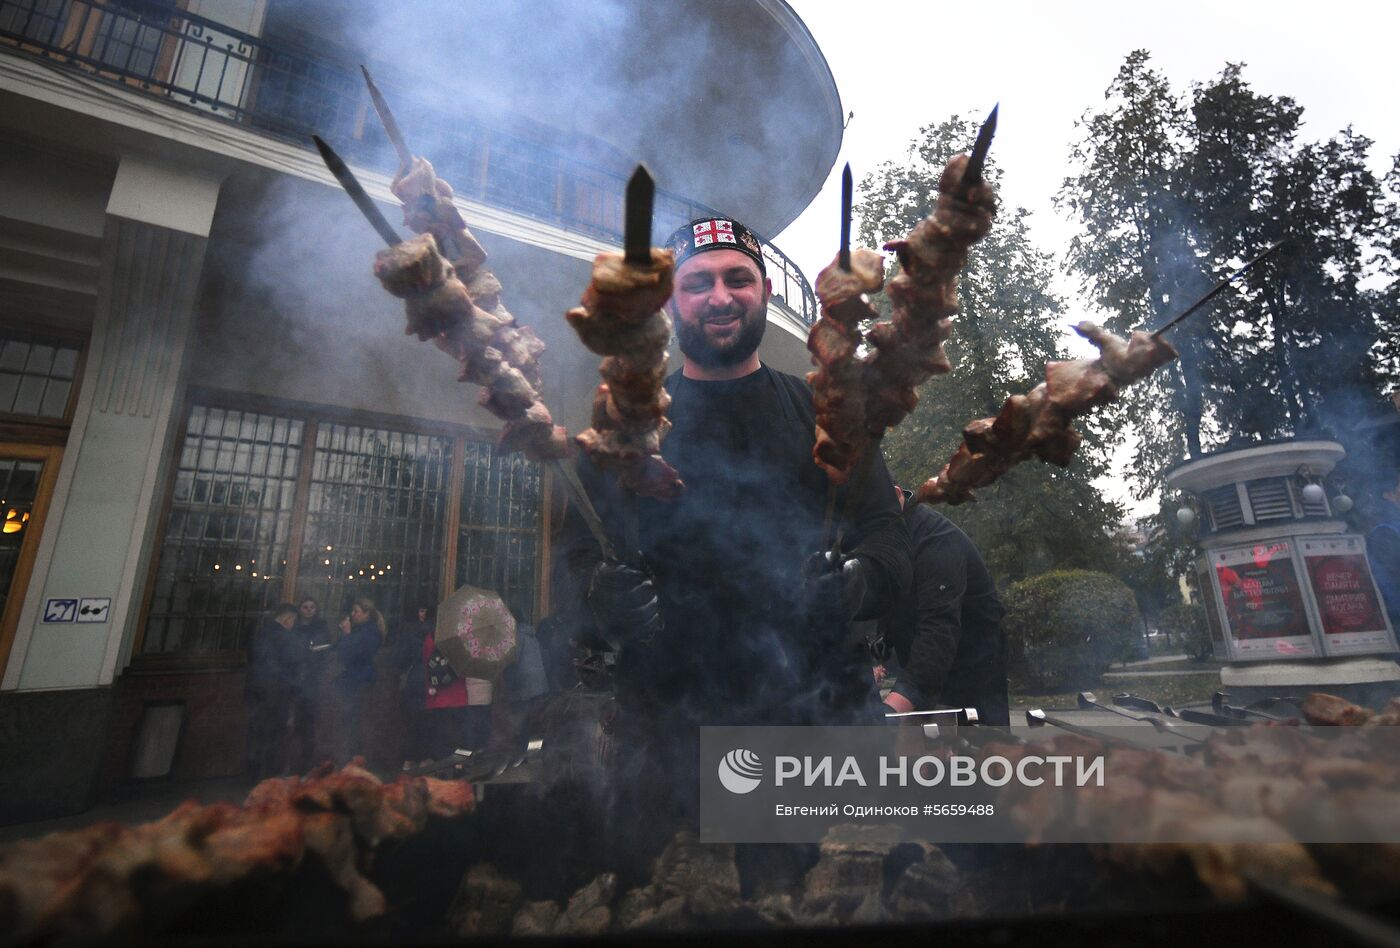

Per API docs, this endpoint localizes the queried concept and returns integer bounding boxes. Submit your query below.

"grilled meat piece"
[864,153,995,437]
[1301,693,1376,727]
[0,763,474,941]
[391,156,489,276]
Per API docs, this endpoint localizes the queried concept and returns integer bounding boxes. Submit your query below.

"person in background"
[333,598,385,763]
[493,601,550,753]
[244,603,299,779]
[877,485,1010,727]
[416,617,489,760]
[394,603,436,770]
[1367,472,1400,625]
[290,597,332,770]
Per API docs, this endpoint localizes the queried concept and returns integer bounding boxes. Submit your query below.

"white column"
[2,155,221,691]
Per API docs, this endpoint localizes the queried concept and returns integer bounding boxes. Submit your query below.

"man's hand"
[587,561,662,649]
[802,551,869,626]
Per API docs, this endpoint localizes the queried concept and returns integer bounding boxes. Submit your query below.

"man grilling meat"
[555,216,910,774]
[877,485,1010,726]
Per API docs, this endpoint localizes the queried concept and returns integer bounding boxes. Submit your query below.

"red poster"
[1305,553,1384,636]
[1215,543,1309,641]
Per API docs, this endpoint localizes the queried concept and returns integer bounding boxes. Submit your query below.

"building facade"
[0,0,842,819]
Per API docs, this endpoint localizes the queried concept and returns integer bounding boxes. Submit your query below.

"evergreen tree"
[1062,51,1397,487]
[1061,51,1398,608]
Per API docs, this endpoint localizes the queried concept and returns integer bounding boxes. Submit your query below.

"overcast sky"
[777,0,1400,514]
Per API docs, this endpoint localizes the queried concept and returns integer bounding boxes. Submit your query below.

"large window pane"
[298,424,452,621]
[142,407,301,655]
[456,442,541,623]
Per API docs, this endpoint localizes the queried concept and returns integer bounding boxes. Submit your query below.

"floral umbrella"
[434,585,518,680]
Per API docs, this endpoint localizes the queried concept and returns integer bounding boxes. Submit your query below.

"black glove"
[801,551,869,626]
[587,561,663,649]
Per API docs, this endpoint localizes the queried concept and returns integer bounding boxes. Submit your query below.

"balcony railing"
[0,0,818,324]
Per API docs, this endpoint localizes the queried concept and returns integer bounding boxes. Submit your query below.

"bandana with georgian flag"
[665,216,767,276]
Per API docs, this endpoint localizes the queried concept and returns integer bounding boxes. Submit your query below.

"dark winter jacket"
[245,618,295,701]
[336,619,381,684]
[877,493,1009,725]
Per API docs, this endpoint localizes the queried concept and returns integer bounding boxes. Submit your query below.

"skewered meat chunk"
[374,234,567,461]
[567,250,683,500]
[1301,693,1375,727]
[808,249,883,482]
[1075,321,1178,383]
[0,763,474,941]
[863,155,995,435]
[986,692,1400,901]
[391,156,489,277]
[375,158,563,460]
[805,155,995,484]
[917,321,1177,504]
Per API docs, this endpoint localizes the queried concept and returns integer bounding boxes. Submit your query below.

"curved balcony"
[0,0,819,325]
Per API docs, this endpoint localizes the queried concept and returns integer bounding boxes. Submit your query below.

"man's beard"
[675,303,768,370]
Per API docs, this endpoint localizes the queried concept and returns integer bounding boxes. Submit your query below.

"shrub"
[1002,570,1141,692]
[1156,601,1213,662]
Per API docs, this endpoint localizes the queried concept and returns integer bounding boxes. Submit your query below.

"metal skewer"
[312,133,616,561]
[1211,691,1297,723]
[961,104,999,191]
[552,459,616,562]
[838,162,852,272]
[1150,240,1287,337]
[312,135,403,247]
[360,65,413,170]
[1079,691,1205,743]
[617,164,660,561]
[624,164,654,267]
[1024,708,1140,747]
[820,162,857,547]
[823,112,997,549]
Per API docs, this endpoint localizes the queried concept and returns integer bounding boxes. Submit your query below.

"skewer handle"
[312,135,403,247]
[550,458,617,562]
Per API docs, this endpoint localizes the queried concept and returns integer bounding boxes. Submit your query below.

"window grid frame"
[135,392,548,663]
[140,404,304,657]
[0,326,86,428]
